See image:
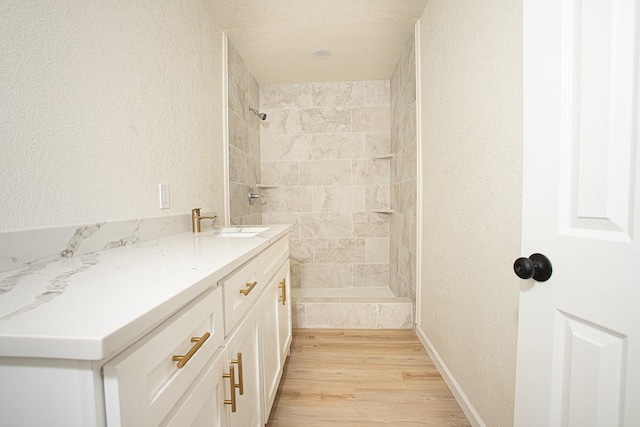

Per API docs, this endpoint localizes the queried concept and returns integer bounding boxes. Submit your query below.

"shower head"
[249,106,267,121]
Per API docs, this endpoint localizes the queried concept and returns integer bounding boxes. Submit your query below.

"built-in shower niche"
[291,287,413,329]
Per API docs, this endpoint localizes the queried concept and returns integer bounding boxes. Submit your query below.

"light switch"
[159,184,170,209]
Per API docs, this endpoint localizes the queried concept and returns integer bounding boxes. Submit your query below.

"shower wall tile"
[312,82,364,107]
[261,187,312,213]
[353,212,390,238]
[247,157,261,188]
[364,80,391,106]
[261,135,311,162]
[261,109,299,135]
[314,239,365,264]
[351,106,390,133]
[248,76,260,111]
[365,185,390,211]
[261,162,300,187]
[365,238,389,264]
[300,264,353,288]
[352,159,390,186]
[365,133,391,158]
[228,40,261,225]
[312,186,365,213]
[300,212,353,239]
[248,127,261,159]
[229,146,247,184]
[229,111,249,153]
[290,263,301,288]
[299,108,351,134]
[290,238,314,264]
[229,182,250,218]
[260,80,391,295]
[228,77,248,122]
[389,34,417,309]
[402,212,417,253]
[261,84,312,109]
[353,264,389,287]
[228,42,249,91]
[299,160,351,186]
[310,134,365,160]
[262,212,301,238]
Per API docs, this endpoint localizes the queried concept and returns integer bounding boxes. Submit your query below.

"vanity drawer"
[222,255,263,336]
[103,287,224,427]
[261,236,289,285]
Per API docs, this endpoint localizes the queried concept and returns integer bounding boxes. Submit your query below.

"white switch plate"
[159,184,170,209]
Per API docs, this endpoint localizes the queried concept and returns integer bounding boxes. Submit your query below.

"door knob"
[513,253,552,282]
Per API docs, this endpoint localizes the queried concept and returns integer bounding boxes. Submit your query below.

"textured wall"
[259,81,391,290]
[227,40,262,225]
[0,1,225,231]
[417,1,522,426]
[389,34,417,308]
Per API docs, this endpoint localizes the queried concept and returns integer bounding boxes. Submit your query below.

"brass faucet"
[191,208,217,233]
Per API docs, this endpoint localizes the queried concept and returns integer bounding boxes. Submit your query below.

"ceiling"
[207,0,429,85]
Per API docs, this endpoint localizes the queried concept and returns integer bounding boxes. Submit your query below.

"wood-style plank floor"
[267,329,471,427]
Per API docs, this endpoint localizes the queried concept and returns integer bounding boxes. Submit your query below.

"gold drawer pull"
[239,281,257,296]
[223,365,237,412]
[172,332,210,369]
[231,352,244,395]
[278,278,287,305]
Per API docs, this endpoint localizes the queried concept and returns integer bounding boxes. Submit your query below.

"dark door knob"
[513,253,552,282]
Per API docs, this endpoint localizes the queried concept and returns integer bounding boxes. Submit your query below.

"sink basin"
[212,227,270,238]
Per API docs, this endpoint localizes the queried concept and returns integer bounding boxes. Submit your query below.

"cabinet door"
[225,306,262,427]
[276,260,292,365]
[161,348,230,427]
[260,273,282,421]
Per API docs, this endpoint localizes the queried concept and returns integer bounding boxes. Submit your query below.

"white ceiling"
[207,0,429,85]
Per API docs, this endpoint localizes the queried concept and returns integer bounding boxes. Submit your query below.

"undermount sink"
[212,227,270,238]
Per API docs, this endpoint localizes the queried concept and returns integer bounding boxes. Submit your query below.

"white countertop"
[0,225,291,361]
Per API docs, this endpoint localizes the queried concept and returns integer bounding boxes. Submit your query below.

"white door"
[515,0,640,426]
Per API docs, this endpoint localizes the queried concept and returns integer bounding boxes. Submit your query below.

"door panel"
[559,0,638,239]
[517,0,640,425]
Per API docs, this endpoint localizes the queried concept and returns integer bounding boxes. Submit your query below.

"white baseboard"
[415,324,486,427]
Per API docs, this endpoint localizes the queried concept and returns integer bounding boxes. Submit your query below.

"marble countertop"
[0,225,291,361]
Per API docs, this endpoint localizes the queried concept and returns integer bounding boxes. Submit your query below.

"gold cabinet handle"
[172,332,210,369]
[231,352,244,395]
[239,281,257,296]
[223,365,237,412]
[278,278,287,305]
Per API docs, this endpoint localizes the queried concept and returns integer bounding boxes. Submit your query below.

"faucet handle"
[192,208,201,216]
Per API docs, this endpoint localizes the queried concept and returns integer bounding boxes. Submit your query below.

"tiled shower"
[227,35,417,329]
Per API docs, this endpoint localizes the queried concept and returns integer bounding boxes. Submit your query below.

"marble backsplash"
[0,213,215,274]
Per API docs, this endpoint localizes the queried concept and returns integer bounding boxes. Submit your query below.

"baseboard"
[415,325,486,427]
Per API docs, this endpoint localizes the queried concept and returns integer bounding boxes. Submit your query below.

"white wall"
[417,1,522,426]
[0,1,225,231]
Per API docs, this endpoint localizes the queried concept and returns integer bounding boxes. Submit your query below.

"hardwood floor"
[267,329,471,426]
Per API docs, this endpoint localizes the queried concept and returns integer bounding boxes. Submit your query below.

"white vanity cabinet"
[220,235,291,426]
[260,259,292,420]
[0,227,292,427]
[162,347,230,427]
[103,286,225,426]
[223,306,262,427]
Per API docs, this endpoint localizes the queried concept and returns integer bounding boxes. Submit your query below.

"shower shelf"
[256,184,280,189]
[372,154,394,160]
[371,209,394,214]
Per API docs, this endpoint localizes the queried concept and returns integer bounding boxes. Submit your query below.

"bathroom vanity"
[0,225,292,427]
